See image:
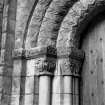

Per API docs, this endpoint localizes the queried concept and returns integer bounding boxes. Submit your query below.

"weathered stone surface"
[13,60,22,76]
[37,0,76,46]
[2,76,12,94]
[52,93,63,105]
[24,76,34,94]
[15,0,36,49]
[24,94,34,105]
[1,33,7,49]
[52,76,63,93]
[0,93,2,104]
[25,0,52,48]
[39,76,51,105]
[11,77,21,95]
[63,94,72,105]
[64,76,72,94]
[0,49,5,64]
[3,5,8,17]
[2,17,8,33]
[10,95,20,105]
[0,66,3,75]
[57,0,105,47]
[12,46,57,59]
[34,76,39,94]
[33,94,39,105]
[1,94,11,105]
[0,76,3,93]
[1,0,105,105]
[26,59,35,76]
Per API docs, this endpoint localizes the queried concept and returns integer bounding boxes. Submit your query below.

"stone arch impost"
[57,46,85,77]
[12,46,57,76]
[12,46,85,76]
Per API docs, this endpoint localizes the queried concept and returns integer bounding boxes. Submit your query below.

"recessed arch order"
[57,0,105,48]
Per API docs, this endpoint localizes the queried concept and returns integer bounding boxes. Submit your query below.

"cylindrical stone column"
[39,74,51,105]
[38,65,55,105]
[37,46,56,105]
[62,58,74,105]
[12,46,56,105]
[72,61,82,105]
[63,67,81,105]
[64,76,73,105]
[73,76,80,105]
[52,74,64,105]
[57,47,84,105]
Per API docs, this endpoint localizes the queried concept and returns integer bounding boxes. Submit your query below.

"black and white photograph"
[0,0,105,105]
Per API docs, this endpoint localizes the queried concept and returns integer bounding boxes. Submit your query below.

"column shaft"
[73,77,79,105]
[39,76,51,105]
[64,76,73,105]
[52,76,63,105]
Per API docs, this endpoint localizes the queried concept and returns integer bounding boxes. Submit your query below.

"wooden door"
[81,13,105,105]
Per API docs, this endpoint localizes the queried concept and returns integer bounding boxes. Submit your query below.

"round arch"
[11,1,105,105]
[57,0,105,48]
[56,1,105,105]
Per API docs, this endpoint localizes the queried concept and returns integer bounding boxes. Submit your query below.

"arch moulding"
[12,0,105,80]
[12,1,105,105]
[55,1,105,105]
[56,0,105,77]
[57,0,105,48]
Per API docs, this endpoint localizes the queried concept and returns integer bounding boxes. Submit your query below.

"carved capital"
[57,47,84,61]
[12,46,57,76]
[13,46,84,76]
[35,57,56,76]
[58,47,85,76]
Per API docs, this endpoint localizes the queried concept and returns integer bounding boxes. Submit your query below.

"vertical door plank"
[88,24,98,105]
[101,19,105,105]
[81,28,90,105]
[81,13,105,105]
[96,19,105,105]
